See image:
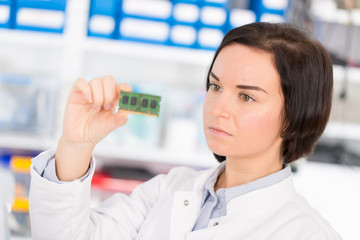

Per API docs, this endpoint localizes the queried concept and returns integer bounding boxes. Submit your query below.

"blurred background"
[0,0,359,239]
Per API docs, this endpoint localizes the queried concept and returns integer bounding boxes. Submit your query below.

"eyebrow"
[210,72,268,94]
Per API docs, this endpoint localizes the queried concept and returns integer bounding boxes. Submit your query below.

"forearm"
[55,136,95,181]
[29,149,94,240]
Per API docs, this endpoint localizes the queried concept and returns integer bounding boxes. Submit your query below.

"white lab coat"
[29,152,342,240]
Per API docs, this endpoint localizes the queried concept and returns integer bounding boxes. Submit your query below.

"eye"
[239,93,254,102]
[209,83,222,92]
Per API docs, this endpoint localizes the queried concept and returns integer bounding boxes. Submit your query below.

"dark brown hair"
[206,22,333,164]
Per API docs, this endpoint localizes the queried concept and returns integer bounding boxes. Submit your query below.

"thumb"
[107,110,130,132]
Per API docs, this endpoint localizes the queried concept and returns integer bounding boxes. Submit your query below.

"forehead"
[212,44,281,93]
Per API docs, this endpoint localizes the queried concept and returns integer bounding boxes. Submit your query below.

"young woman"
[29,22,342,239]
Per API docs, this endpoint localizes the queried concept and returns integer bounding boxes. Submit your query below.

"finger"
[116,83,132,100]
[89,78,104,111]
[114,83,132,109]
[73,78,93,103]
[102,76,116,111]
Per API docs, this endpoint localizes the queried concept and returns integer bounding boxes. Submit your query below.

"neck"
[214,153,282,192]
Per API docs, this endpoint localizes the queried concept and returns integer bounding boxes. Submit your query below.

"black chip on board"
[131,97,137,106]
[150,100,156,109]
[122,95,129,104]
[142,99,148,107]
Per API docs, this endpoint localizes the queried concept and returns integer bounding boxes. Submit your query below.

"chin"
[206,140,230,157]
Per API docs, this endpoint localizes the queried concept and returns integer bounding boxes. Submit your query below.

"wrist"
[55,136,95,181]
[58,135,95,152]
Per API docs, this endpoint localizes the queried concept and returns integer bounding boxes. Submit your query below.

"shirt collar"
[200,162,292,206]
[200,161,226,206]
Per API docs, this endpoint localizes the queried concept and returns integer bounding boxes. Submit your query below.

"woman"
[29,22,342,239]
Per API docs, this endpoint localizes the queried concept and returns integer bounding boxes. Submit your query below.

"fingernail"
[105,104,113,110]
[88,94,93,103]
[95,106,101,112]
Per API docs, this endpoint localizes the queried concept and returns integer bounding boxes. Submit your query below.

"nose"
[210,93,231,119]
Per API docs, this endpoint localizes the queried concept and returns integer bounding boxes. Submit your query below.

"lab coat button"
[213,222,219,226]
[184,200,189,206]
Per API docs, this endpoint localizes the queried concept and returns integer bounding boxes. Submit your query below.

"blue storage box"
[118,0,172,45]
[197,0,229,50]
[200,0,229,29]
[169,0,200,48]
[88,0,119,39]
[0,0,12,28]
[229,8,256,29]
[249,0,288,22]
[169,23,198,48]
[172,1,200,25]
[199,5,228,28]
[197,26,224,50]
[14,0,67,33]
[202,0,228,8]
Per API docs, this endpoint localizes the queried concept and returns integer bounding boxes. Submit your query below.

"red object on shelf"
[91,171,144,194]
[347,59,360,68]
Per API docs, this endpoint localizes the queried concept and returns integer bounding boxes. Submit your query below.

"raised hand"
[55,76,131,181]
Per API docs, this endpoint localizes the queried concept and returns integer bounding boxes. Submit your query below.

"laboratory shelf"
[323,122,360,141]
[0,28,64,48]
[0,134,218,170]
[333,65,360,84]
[0,134,56,153]
[93,143,218,170]
[0,28,215,68]
[11,237,31,240]
[0,29,213,67]
[84,37,215,67]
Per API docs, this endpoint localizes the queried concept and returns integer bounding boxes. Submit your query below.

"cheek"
[203,94,213,121]
[234,105,283,137]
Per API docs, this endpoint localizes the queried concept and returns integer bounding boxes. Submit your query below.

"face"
[203,44,284,160]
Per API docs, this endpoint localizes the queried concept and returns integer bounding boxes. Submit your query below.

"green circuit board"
[118,91,161,117]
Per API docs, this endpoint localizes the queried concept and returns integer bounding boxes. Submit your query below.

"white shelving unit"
[84,37,214,67]
[0,28,64,47]
[0,134,56,152]
[3,0,358,168]
[0,0,217,169]
[93,143,218,170]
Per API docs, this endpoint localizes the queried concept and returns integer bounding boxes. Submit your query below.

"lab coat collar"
[193,161,226,193]
[226,174,295,216]
[170,163,295,240]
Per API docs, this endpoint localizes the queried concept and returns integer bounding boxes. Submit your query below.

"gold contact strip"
[118,109,159,117]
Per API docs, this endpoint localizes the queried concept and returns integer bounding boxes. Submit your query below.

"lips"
[208,125,232,136]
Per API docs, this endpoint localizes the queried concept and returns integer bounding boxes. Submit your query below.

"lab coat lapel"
[169,191,201,240]
[169,165,220,240]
